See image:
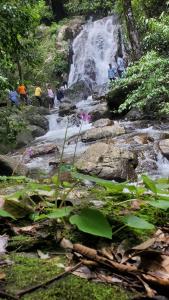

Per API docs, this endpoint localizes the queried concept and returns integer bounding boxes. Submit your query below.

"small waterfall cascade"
[68,15,123,87]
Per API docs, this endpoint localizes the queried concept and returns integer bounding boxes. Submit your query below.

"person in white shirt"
[47,84,55,110]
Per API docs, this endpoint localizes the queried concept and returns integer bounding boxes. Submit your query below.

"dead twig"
[0,291,18,300]
[16,262,82,298]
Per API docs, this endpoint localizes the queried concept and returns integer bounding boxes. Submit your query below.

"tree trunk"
[17,59,23,82]
[122,0,141,60]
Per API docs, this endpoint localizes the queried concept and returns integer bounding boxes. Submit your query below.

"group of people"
[108,54,125,81]
[8,74,68,109]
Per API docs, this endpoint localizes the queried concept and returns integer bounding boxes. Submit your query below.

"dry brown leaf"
[60,238,73,250]
[73,244,97,259]
[0,272,6,280]
[72,266,95,279]
[98,247,114,261]
[12,224,40,235]
[96,273,122,284]
[132,238,156,251]
[143,273,169,287]
[137,276,156,298]
[37,250,50,259]
[116,239,131,263]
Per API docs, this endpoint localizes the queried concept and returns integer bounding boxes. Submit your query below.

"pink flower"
[26,148,33,157]
[80,112,92,122]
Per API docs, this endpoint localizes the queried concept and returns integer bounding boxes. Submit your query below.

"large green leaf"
[142,175,157,194]
[69,208,112,239]
[125,215,154,230]
[72,172,126,191]
[148,200,169,210]
[45,207,73,219]
[0,209,15,219]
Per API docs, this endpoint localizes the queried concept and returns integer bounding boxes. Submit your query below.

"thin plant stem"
[57,117,69,187]
[72,120,83,165]
[112,225,127,237]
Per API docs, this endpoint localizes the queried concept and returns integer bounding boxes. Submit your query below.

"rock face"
[59,103,76,117]
[25,114,49,131]
[125,108,143,121]
[64,80,92,103]
[16,130,33,148]
[93,118,114,128]
[159,139,169,159]
[92,83,109,101]
[27,125,46,138]
[82,125,125,143]
[89,102,110,121]
[29,143,59,158]
[0,155,27,176]
[75,142,138,181]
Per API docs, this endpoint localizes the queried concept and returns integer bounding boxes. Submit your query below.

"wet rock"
[89,102,110,121]
[159,139,169,159]
[64,80,92,103]
[93,118,114,128]
[92,83,109,101]
[29,143,59,158]
[27,125,46,138]
[59,103,76,117]
[25,114,49,131]
[125,108,143,121]
[23,105,49,116]
[0,155,28,176]
[16,130,33,148]
[82,124,125,143]
[75,142,137,181]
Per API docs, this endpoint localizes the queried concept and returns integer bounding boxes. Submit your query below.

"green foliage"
[70,208,112,239]
[143,14,169,55]
[65,0,113,16]
[110,51,169,116]
[125,215,154,230]
[0,209,15,219]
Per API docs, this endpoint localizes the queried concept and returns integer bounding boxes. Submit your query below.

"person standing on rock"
[47,84,55,110]
[108,64,116,81]
[17,83,28,104]
[61,73,68,89]
[56,87,64,103]
[9,88,20,107]
[35,84,42,106]
[117,54,125,78]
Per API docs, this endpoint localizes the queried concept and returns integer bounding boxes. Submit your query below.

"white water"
[69,15,122,87]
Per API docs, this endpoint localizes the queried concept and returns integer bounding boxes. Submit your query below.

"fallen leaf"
[0,272,6,280]
[0,235,9,254]
[37,250,50,259]
[132,238,156,251]
[60,238,73,250]
[72,266,94,279]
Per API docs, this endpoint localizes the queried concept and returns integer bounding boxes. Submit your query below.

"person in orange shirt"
[17,83,28,104]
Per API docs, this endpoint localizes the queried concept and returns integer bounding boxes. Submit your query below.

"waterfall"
[68,15,123,87]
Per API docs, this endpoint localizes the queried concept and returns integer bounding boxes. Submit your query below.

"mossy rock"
[4,253,132,300]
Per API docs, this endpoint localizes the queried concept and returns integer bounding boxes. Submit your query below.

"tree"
[0,0,47,82]
[122,0,141,60]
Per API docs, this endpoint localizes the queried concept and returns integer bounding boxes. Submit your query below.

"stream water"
[24,14,169,179]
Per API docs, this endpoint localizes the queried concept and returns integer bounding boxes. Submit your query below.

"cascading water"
[69,15,123,87]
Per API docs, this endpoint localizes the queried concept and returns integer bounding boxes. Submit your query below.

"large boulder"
[92,83,109,101]
[89,102,110,121]
[82,124,125,143]
[28,143,59,158]
[125,108,143,121]
[75,142,138,181]
[16,130,33,148]
[93,118,114,128]
[64,80,92,103]
[159,139,169,159]
[27,125,46,138]
[23,105,49,116]
[0,155,27,176]
[25,114,49,131]
[59,103,76,117]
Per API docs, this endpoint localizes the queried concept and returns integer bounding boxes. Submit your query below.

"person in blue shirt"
[108,64,116,81]
[117,54,125,78]
[9,89,20,107]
